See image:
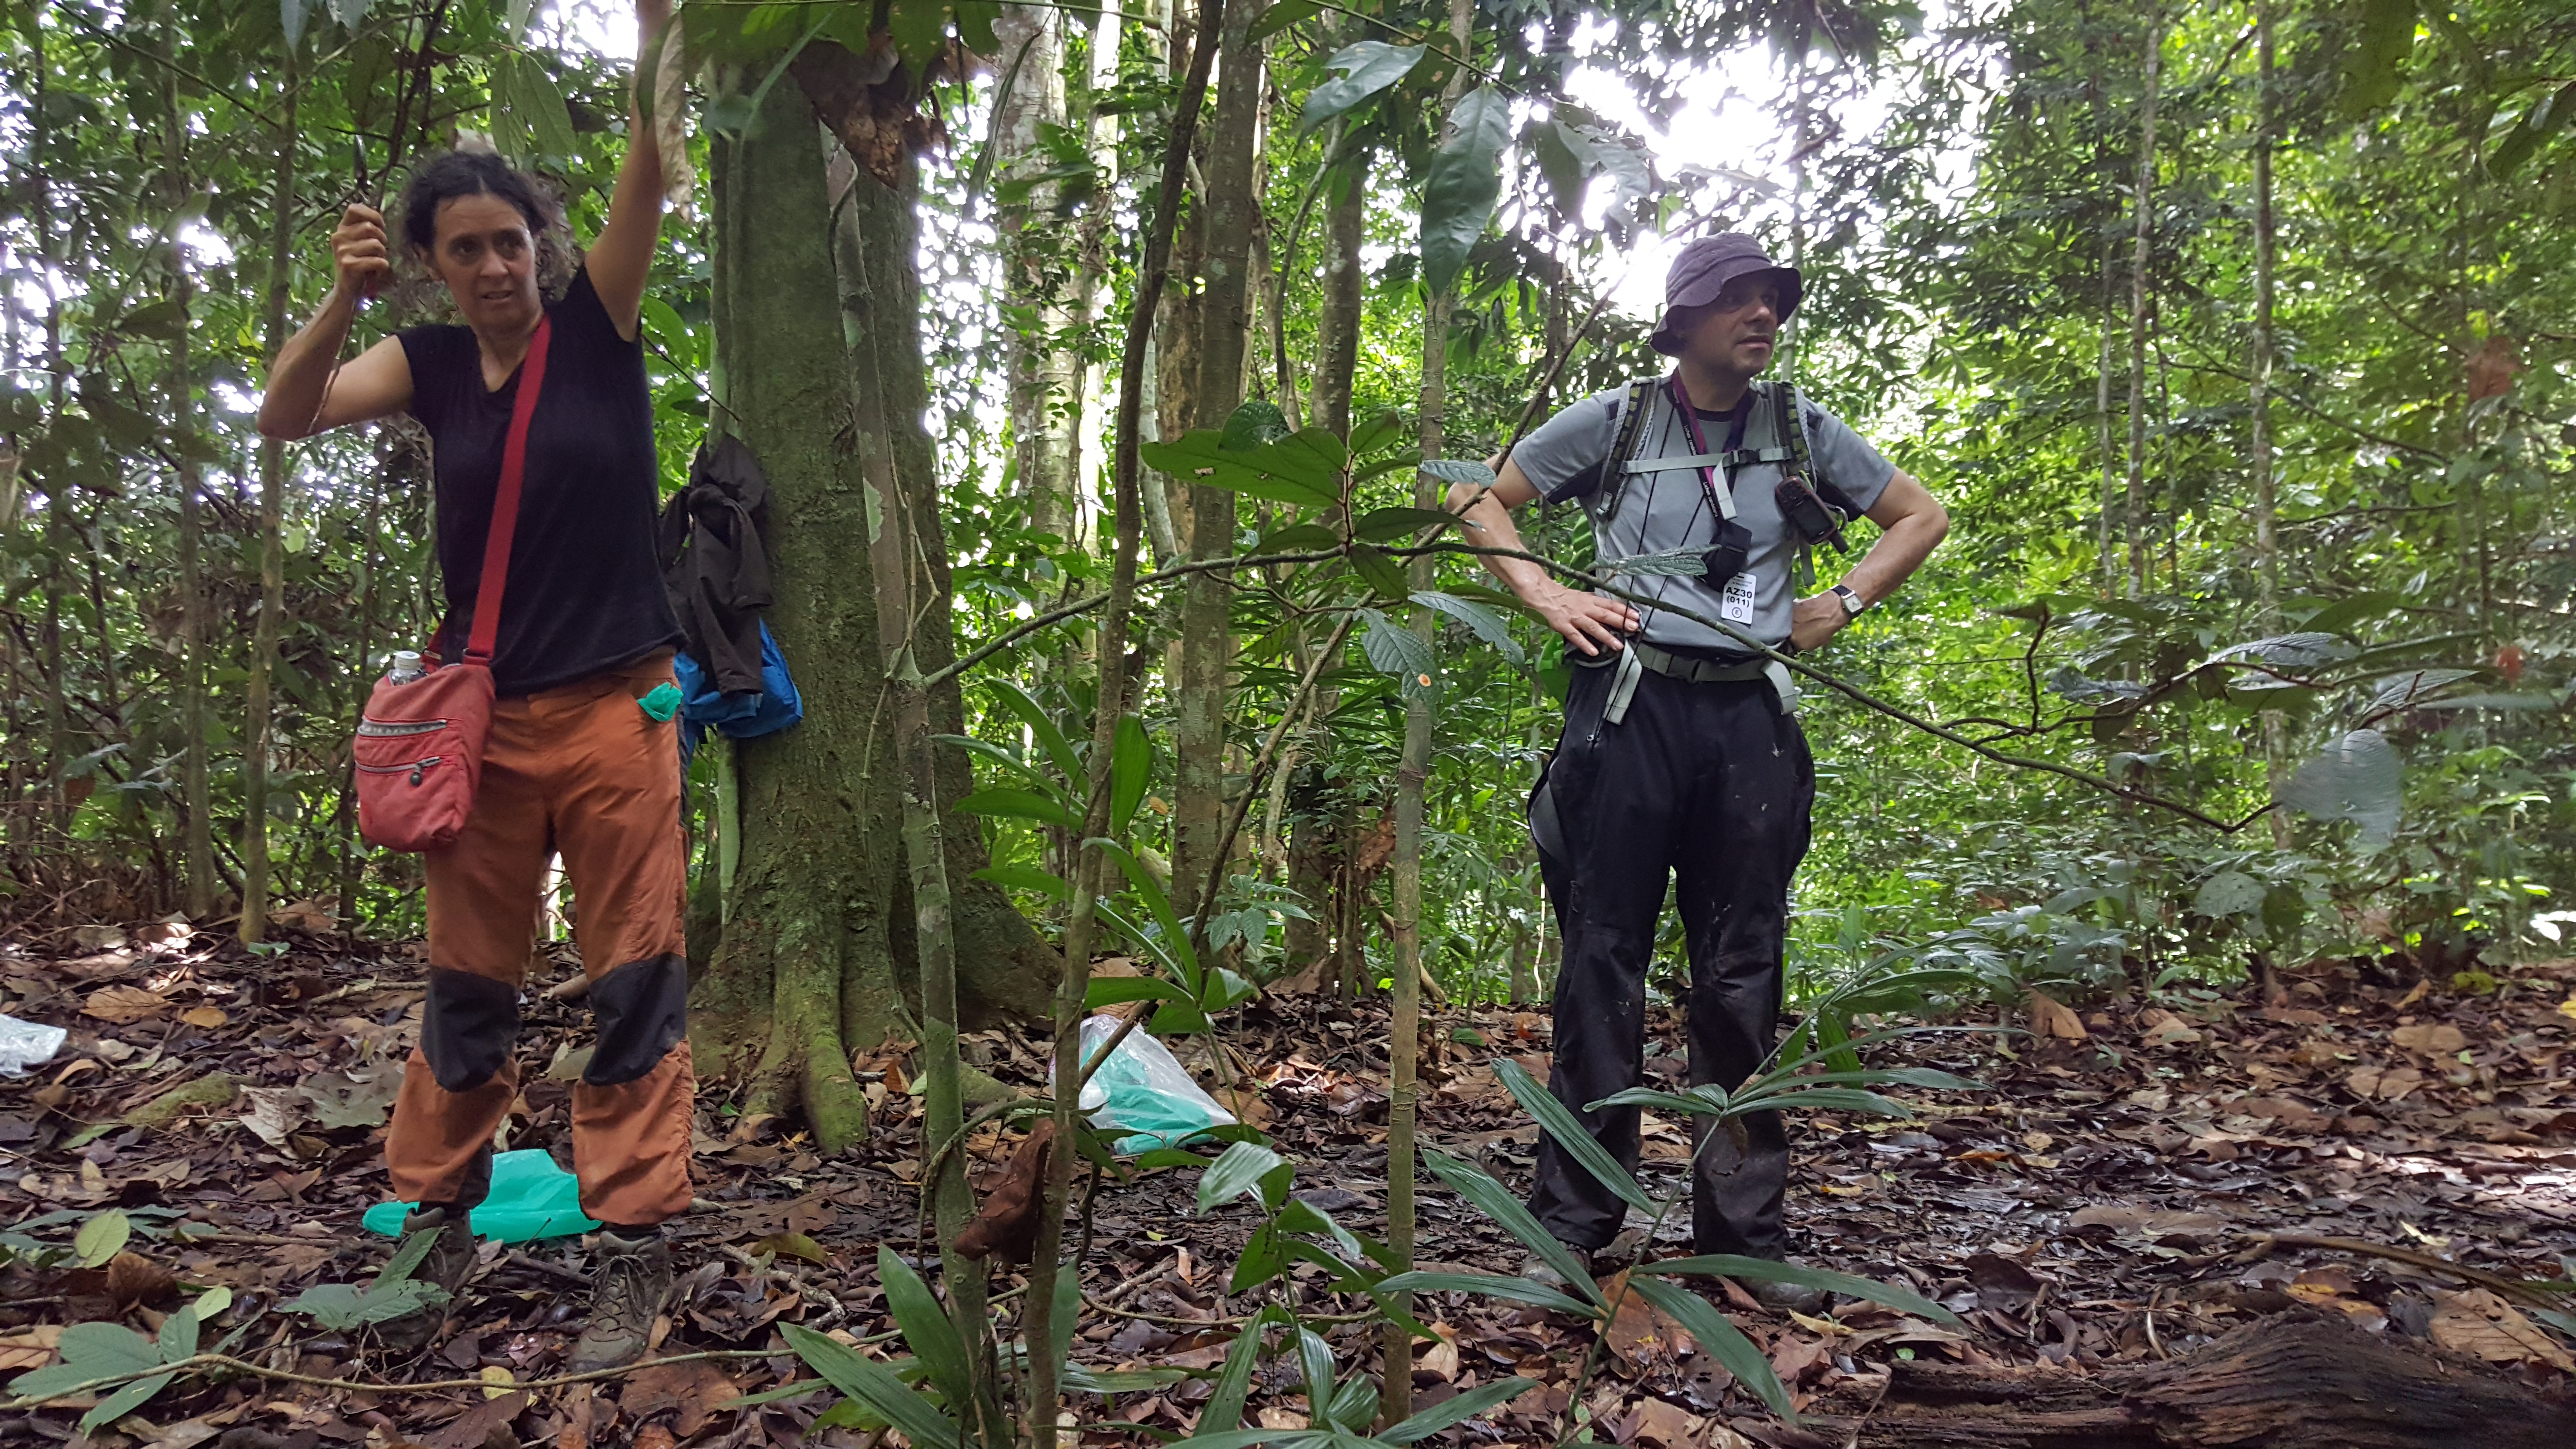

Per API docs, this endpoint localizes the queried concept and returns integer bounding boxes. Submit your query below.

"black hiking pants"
[1525,658,1815,1259]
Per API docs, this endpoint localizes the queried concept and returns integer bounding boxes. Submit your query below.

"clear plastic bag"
[1063,1014,1237,1154]
[0,1014,66,1077]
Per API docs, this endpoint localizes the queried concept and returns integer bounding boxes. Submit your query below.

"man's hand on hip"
[1789,593,1852,653]
[1530,582,1641,657]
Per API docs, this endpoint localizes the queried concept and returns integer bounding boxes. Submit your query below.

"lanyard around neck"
[1666,371,1750,523]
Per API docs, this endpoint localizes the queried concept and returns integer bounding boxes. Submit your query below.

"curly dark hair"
[390,148,575,304]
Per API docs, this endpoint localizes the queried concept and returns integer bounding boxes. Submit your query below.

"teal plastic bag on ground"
[361,1148,599,1243]
[1066,1014,1237,1154]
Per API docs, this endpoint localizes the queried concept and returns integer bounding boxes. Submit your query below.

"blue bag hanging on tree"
[675,622,803,767]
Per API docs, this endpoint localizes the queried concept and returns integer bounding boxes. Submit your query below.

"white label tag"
[1720,571,1757,625]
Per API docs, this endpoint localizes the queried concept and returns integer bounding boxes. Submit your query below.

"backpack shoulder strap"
[1597,378,1660,522]
[1773,381,1815,484]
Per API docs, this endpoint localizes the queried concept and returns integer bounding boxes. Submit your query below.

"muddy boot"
[372,1205,479,1356]
[569,1228,673,1372]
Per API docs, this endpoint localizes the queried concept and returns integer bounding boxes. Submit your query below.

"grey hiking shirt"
[1508,380,1896,653]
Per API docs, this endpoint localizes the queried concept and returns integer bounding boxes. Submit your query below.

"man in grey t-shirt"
[1448,234,1948,1300]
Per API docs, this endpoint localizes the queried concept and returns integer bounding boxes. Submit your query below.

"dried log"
[1825,1314,2573,1449]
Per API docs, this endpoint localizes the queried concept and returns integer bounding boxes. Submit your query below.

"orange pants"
[387,653,695,1227]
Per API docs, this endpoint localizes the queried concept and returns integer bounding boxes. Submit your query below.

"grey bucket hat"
[1648,232,1803,355]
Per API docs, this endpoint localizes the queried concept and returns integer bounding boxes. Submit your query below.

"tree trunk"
[1830,1315,2575,1449]
[1173,0,1260,901]
[2122,9,2160,601]
[1310,142,1368,438]
[162,13,214,921]
[1385,1,1472,1417]
[690,66,900,1153]
[240,53,300,944]
[991,5,1080,542]
[2250,0,2291,849]
[830,135,999,1435]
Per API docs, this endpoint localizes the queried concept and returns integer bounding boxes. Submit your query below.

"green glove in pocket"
[639,682,683,723]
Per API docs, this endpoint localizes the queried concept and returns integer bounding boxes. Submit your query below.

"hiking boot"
[1517,1246,1594,1293]
[373,1205,479,1356]
[569,1229,673,1372]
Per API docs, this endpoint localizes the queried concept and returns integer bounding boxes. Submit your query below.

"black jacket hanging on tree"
[657,435,773,695]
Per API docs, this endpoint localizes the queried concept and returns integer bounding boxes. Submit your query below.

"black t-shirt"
[399,267,681,697]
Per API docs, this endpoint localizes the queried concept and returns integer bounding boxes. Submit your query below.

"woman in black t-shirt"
[258,0,688,1373]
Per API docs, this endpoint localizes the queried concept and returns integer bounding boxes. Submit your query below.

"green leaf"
[1348,409,1408,455]
[1420,1151,1602,1305]
[74,1208,129,1268]
[875,1246,974,1413]
[1641,1255,1958,1323]
[1141,429,1346,510]
[1352,507,1459,542]
[1420,86,1512,297]
[1414,591,1526,665]
[1111,713,1151,837]
[1200,1309,1279,1434]
[1096,840,1201,987]
[1417,458,1497,486]
[1248,0,1320,42]
[281,0,309,48]
[1348,545,1412,602]
[973,863,1073,901]
[2281,728,2400,842]
[1254,522,1344,552]
[1380,1374,1545,1442]
[1496,1058,1657,1216]
[493,52,580,161]
[2492,82,2576,179]
[80,1370,177,1435]
[1299,41,1424,137]
[953,787,1082,830]
[2192,869,2267,918]
[1196,1140,1288,1214]
[9,1320,166,1399]
[2338,0,2418,120]
[985,680,1082,784]
[1223,399,1295,451]
[1295,1327,1338,1425]
[1606,546,1716,578]
[1373,1268,1600,1318]
[1531,117,1593,218]
[1359,608,1437,702]
[1626,1276,1794,1421]
[157,1299,201,1360]
[781,1323,960,1449]
[1086,974,1191,1008]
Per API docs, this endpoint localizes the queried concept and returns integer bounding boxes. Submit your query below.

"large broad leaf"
[1415,591,1525,665]
[1300,41,1424,136]
[493,52,580,161]
[1420,1150,1602,1304]
[9,1320,168,1400]
[1359,608,1437,703]
[1605,546,1716,578]
[1624,1276,1795,1420]
[1420,86,1512,297]
[1196,1140,1291,1213]
[1141,429,1345,509]
[985,680,1081,784]
[1111,713,1152,837]
[953,787,1081,830]
[875,1247,973,1414]
[1248,0,1320,43]
[2338,0,2418,120]
[1379,1373,1545,1442]
[2280,727,2401,842]
[1640,1255,1959,1324]
[1530,117,1593,218]
[2492,82,2576,178]
[1496,1058,1656,1216]
[1199,1308,1283,1434]
[781,1323,961,1449]
[1417,458,1497,486]
[2192,869,2268,918]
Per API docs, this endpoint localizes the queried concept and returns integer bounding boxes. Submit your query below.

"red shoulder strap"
[464,316,552,666]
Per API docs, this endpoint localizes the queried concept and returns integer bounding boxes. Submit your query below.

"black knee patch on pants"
[586,952,688,1086]
[424,968,521,1092]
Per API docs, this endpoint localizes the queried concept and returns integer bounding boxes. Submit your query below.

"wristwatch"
[1829,583,1868,617]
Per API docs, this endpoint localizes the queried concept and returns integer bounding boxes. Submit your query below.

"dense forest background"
[4,0,2572,1040]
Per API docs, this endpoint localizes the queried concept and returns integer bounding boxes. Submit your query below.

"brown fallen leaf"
[104,1249,178,1304]
[1627,1396,1705,1448]
[178,1006,228,1030]
[1600,1270,1695,1367]
[1256,1408,1310,1430]
[2026,989,2087,1040]
[750,1231,828,1265]
[82,984,168,1024]
[953,1119,1054,1264]
[269,898,338,934]
[2429,1288,2575,1374]
[1416,1322,1460,1382]
[2391,1022,2467,1057]
[0,1324,62,1371]
[2138,1009,2203,1047]
[1769,1331,1836,1387]
[618,1358,740,1438]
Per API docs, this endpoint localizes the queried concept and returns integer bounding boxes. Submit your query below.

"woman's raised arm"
[584,0,673,341]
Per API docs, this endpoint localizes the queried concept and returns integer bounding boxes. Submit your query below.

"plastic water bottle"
[386,650,425,685]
